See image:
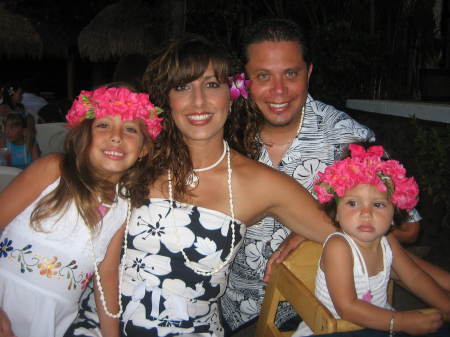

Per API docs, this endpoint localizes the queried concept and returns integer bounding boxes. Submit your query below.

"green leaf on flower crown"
[86,107,95,119]
[156,107,164,115]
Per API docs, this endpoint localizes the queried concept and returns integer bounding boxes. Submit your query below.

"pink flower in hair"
[313,183,334,203]
[228,73,251,100]
[66,86,164,139]
[314,144,419,210]
[391,177,419,211]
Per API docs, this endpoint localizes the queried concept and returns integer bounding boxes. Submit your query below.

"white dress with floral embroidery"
[0,178,127,337]
[120,198,246,337]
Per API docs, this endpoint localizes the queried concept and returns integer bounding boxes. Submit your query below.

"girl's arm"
[323,236,444,335]
[0,308,14,337]
[94,224,126,337]
[0,154,61,230]
[387,231,450,292]
[388,235,450,321]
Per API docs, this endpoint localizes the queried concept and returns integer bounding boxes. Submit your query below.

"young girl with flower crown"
[0,84,163,337]
[294,144,450,336]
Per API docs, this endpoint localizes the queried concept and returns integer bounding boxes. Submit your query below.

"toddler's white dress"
[0,178,127,337]
[293,232,392,336]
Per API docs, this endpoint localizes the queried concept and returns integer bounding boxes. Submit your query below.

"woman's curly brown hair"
[142,34,262,199]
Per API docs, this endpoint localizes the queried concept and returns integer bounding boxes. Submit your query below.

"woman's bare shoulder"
[232,150,292,182]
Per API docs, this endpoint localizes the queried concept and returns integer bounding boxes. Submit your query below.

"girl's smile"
[89,115,147,182]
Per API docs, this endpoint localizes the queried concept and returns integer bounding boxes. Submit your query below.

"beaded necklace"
[185,140,227,188]
[168,141,237,276]
[89,197,131,318]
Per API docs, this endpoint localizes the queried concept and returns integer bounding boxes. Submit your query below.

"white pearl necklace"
[89,197,132,318]
[185,140,227,188]
[168,141,236,276]
[296,105,306,135]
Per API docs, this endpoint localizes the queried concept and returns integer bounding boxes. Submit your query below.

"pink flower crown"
[228,73,251,100]
[66,86,164,140]
[313,144,419,211]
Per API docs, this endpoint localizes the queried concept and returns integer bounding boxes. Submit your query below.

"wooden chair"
[255,240,438,337]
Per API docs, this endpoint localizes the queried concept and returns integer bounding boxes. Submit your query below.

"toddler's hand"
[397,310,443,335]
[0,308,15,337]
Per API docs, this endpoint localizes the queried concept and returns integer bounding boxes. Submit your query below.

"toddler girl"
[0,84,163,337]
[294,144,450,336]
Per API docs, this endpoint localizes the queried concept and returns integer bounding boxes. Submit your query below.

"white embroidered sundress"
[293,232,392,336]
[0,178,127,337]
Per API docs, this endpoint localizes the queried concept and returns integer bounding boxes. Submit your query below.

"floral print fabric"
[120,198,246,337]
[0,237,92,290]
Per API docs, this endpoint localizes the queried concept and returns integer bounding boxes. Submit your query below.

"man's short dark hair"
[240,17,312,66]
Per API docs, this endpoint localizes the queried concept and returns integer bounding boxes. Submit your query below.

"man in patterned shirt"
[221,17,422,334]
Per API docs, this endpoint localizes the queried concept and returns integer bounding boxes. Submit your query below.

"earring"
[137,157,142,162]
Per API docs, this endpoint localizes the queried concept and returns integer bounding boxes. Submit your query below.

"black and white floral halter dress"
[120,198,246,337]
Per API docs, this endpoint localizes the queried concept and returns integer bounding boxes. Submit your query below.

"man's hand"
[263,233,306,282]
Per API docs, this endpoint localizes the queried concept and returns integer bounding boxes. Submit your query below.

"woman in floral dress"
[104,34,334,337]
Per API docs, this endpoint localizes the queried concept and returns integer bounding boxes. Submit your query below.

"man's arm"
[392,221,420,244]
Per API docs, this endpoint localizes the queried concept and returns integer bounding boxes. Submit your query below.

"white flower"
[293,158,327,191]
[130,203,195,254]
[196,250,223,272]
[160,279,207,320]
[245,241,265,271]
[127,302,195,336]
[223,286,245,302]
[270,227,290,252]
[162,279,205,299]
[240,298,260,321]
[194,237,217,255]
[122,249,171,296]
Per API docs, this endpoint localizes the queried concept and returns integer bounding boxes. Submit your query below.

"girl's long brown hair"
[142,34,262,199]
[30,83,154,231]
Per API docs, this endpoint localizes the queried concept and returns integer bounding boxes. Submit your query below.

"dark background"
[2,0,450,107]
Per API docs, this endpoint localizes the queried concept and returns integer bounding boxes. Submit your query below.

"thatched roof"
[78,0,158,62]
[0,6,43,59]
